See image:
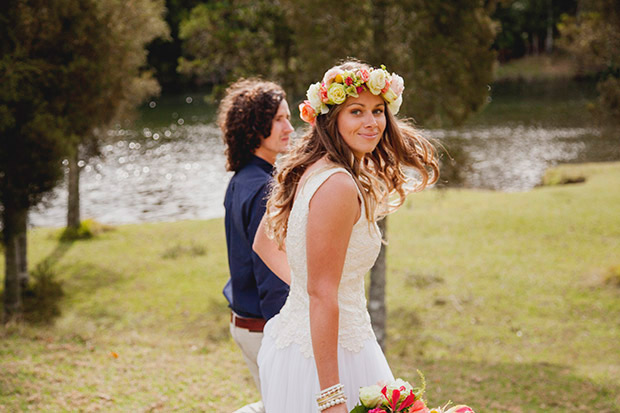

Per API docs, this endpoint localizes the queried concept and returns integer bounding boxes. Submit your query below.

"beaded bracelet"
[317,384,347,411]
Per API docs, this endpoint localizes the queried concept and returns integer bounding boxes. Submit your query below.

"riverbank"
[494,54,578,82]
[2,162,619,412]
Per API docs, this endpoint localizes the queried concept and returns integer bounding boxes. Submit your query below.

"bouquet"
[349,376,475,413]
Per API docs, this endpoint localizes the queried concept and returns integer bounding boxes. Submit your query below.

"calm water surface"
[30,80,619,227]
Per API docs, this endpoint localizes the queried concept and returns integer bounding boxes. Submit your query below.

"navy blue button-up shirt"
[223,155,289,320]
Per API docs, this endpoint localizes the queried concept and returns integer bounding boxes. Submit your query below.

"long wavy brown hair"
[217,78,286,172]
[265,61,439,247]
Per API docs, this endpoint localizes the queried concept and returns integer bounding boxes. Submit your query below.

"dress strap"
[298,166,363,211]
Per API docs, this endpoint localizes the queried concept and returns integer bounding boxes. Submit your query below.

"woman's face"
[336,90,386,158]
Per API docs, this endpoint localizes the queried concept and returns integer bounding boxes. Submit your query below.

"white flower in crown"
[388,94,403,115]
[307,82,322,109]
[367,68,388,95]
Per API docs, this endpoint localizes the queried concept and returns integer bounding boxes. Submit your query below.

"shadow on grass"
[203,297,231,345]
[395,358,620,412]
[0,239,77,324]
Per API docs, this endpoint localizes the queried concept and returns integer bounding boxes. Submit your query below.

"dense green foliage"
[558,0,620,123]
[0,0,81,211]
[0,0,168,319]
[493,0,578,59]
[179,0,498,126]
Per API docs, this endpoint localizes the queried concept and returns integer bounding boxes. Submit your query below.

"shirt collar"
[249,154,275,174]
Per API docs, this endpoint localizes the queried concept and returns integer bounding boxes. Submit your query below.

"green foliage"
[540,169,586,186]
[385,0,497,125]
[178,0,497,126]
[178,0,292,91]
[59,219,114,241]
[557,0,620,124]
[492,0,578,59]
[0,0,169,212]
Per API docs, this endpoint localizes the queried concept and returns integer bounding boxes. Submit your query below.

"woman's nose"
[363,112,378,128]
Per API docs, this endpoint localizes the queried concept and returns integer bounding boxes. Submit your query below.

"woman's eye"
[351,109,361,115]
[373,109,384,115]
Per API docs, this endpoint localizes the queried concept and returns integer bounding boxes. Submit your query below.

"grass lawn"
[1,162,619,412]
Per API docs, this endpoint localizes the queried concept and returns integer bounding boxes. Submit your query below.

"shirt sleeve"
[247,181,289,320]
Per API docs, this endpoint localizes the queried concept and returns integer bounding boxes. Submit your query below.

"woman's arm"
[306,173,361,412]
[253,215,291,285]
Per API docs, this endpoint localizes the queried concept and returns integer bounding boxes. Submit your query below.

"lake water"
[29,80,619,227]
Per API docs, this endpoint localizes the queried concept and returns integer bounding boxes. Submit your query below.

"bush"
[604,265,620,287]
[60,219,114,241]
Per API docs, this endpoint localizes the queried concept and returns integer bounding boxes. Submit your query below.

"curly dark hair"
[217,78,286,172]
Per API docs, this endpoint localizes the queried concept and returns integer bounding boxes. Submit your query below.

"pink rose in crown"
[381,79,391,94]
[319,83,329,103]
[323,68,344,86]
[390,73,405,96]
[357,68,371,82]
[299,100,316,124]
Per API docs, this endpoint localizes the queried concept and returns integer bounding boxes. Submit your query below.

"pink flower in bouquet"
[409,399,430,413]
[369,409,387,413]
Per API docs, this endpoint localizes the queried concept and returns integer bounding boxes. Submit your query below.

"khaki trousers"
[230,321,265,413]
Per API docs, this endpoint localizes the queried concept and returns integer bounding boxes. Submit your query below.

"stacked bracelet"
[316,383,347,411]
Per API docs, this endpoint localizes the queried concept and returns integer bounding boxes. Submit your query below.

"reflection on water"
[29,82,620,227]
[432,126,615,191]
[30,123,231,227]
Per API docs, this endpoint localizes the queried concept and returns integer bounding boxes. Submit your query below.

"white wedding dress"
[258,167,394,413]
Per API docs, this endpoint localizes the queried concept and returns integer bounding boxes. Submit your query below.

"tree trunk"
[17,216,28,288]
[545,0,554,53]
[3,204,28,322]
[369,218,388,351]
[368,0,389,351]
[67,149,80,229]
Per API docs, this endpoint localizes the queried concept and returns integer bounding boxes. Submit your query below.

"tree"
[558,0,620,124]
[0,0,168,320]
[1,0,77,320]
[65,0,168,230]
[178,0,293,92]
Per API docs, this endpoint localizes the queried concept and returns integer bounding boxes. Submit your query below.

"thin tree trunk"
[369,0,389,351]
[368,0,389,351]
[545,0,554,53]
[17,215,28,288]
[67,149,80,229]
[3,204,28,322]
[369,218,387,351]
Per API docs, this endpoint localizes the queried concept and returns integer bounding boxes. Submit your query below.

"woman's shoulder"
[301,161,357,196]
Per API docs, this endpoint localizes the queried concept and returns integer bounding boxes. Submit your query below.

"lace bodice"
[267,167,382,358]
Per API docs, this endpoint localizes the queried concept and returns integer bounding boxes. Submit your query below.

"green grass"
[2,163,620,412]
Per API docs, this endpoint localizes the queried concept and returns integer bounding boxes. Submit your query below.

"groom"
[218,79,293,413]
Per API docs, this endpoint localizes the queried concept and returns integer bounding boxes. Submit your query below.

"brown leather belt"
[231,312,266,332]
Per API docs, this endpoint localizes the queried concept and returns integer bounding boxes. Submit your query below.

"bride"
[253,60,439,413]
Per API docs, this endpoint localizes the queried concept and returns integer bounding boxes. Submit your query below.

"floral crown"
[299,64,404,124]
